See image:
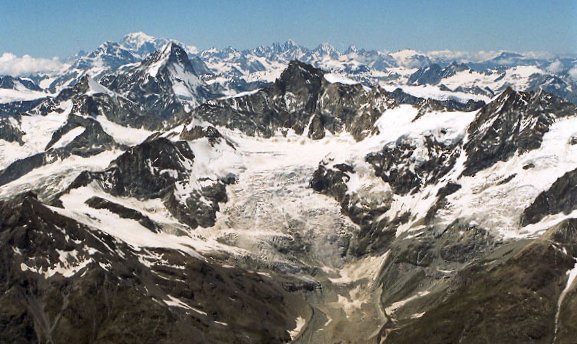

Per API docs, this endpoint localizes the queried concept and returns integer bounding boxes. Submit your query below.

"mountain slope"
[2,54,577,344]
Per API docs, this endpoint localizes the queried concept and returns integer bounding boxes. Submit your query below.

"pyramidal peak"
[145,41,192,77]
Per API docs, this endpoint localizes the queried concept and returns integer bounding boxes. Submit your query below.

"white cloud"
[425,50,556,64]
[569,66,577,80]
[426,50,468,61]
[547,60,565,74]
[186,45,199,55]
[522,51,554,60]
[425,50,500,63]
[0,53,67,76]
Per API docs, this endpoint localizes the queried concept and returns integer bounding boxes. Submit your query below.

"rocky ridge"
[1,46,577,344]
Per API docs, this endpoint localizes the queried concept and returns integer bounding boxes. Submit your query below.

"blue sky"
[1,0,576,58]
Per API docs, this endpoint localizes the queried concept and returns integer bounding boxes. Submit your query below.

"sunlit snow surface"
[324,73,359,85]
[0,101,72,168]
[440,114,577,239]
[5,101,577,255]
[4,97,577,339]
[0,88,48,103]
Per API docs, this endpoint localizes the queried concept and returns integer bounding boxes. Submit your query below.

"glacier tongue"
[191,133,390,342]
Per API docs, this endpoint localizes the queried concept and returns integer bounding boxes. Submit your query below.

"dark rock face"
[0,98,46,117]
[192,60,392,141]
[66,137,228,229]
[366,134,460,195]
[463,88,576,176]
[407,62,470,86]
[436,181,461,198]
[0,194,302,344]
[85,196,159,232]
[0,116,24,144]
[73,138,195,199]
[521,168,577,226]
[68,76,174,130]
[381,222,577,344]
[424,182,462,224]
[310,163,394,256]
[44,114,122,156]
[0,76,41,91]
[180,124,235,149]
[413,97,485,121]
[189,55,213,76]
[0,153,49,186]
[408,64,444,85]
[164,180,228,228]
[438,223,496,263]
[186,61,481,142]
[309,164,351,202]
[0,113,122,187]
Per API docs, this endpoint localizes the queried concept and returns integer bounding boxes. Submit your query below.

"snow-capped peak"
[146,41,192,77]
[314,42,339,56]
[120,31,169,58]
[271,39,301,52]
[122,31,157,49]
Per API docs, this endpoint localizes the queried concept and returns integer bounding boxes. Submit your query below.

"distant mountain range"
[2,32,577,343]
[2,32,576,106]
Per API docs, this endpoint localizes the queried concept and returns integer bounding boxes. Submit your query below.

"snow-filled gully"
[553,258,577,343]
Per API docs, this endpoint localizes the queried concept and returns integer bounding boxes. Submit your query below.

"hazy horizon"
[2,0,576,59]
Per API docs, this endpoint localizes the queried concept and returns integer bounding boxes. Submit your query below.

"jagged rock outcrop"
[0,193,304,344]
[44,114,122,155]
[463,88,576,176]
[310,162,394,255]
[366,134,461,195]
[71,138,195,198]
[180,124,235,148]
[192,60,393,140]
[65,137,229,229]
[0,116,24,144]
[521,168,577,226]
